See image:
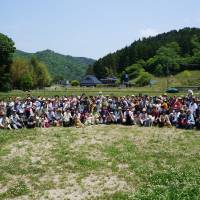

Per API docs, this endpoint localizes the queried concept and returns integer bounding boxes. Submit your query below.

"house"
[80,75,102,87]
[100,76,118,85]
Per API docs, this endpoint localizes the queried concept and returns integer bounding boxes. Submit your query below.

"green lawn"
[0,126,200,199]
[0,86,199,99]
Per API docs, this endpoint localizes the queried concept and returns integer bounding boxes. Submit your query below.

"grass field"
[0,87,164,99]
[0,86,199,99]
[0,126,200,199]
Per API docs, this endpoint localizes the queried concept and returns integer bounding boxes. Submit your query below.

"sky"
[1,0,200,59]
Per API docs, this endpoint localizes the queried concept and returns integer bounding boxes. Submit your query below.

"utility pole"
[166,66,170,89]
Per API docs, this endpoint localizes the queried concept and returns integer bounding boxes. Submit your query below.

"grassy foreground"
[0,126,200,199]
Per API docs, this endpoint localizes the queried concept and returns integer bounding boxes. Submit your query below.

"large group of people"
[0,90,200,130]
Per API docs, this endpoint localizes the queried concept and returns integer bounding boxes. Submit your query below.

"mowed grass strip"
[0,126,200,199]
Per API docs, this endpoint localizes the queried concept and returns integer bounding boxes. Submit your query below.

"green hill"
[14,49,95,81]
[93,27,200,79]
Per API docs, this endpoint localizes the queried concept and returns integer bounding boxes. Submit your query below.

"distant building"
[80,75,102,87]
[100,76,118,85]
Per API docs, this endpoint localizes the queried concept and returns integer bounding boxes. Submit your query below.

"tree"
[190,35,200,64]
[126,63,144,79]
[0,33,15,91]
[20,72,33,90]
[135,72,152,86]
[30,56,51,88]
[146,42,181,76]
[86,64,94,75]
[53,75,64,84]
[10,58,30,88]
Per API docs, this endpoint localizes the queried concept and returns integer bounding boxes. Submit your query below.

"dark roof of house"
[80,75,102,85]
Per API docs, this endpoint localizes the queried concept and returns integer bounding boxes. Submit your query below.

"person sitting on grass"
[186,110,195,129]
[0,111,12,129]
[150,105,159,125]
[100,106,109,124]
[176,109,187,129]
[113,107,123,124]
[106,111,115,124]
[139,108,152,127]
[0,111,5,129]
[47,108,55,125]
[169,109,180,126]
[54,108,63,127]
[92,107,100,125]
[84,112,94,126]
[123,107,134,125]
[74,112,84,128]
[10,110,23,129]
[41,113,50,128]
[158,111,172,128]
[27,114,36,128]
[63,109,72,127]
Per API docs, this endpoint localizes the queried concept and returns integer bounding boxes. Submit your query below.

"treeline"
[0,32,51,91]
[93,27,200,78]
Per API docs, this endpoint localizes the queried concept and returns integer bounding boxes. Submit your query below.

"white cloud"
[139,28,160,38]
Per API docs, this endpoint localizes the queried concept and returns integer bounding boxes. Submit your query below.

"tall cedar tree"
[0,33,15,91]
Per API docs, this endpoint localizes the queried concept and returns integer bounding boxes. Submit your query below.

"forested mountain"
[14,49,95,81]
[93,27,200,79]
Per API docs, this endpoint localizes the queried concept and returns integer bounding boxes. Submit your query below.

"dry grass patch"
[0,126,200,199]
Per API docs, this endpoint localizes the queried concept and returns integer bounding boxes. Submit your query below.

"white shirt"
[189,102,198,115]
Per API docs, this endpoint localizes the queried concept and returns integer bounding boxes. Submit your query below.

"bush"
[71,80,79,86]
[135,72,152,86]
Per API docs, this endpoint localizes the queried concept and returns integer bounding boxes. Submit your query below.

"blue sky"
[1,0,200,59]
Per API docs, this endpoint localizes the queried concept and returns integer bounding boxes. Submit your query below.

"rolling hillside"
[14,49,95,81]
[93,27,200,78]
